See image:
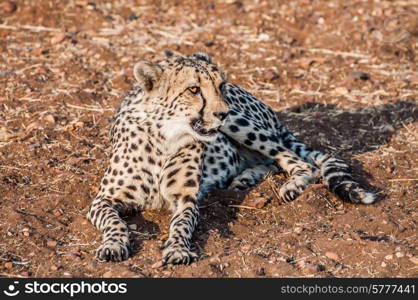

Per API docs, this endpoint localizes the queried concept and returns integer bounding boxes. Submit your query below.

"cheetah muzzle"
[86,52,376,266]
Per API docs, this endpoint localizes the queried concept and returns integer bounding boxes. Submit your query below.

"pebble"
[384,254,393,260]
[348,71,370,81]
[303,263,318,274]
[247,197,268,209]
[263,70,280,81]
[299,58,316,69]
[409,257,418,265]
[50,265,58,271]
[103,271,113,277]
[395,252,404,258]
[325,251,339,260]
[204,41,215,47]
[209,254,221,264]
[44,114,56,124]
[4,262,13,269]
[32,47,42,56]
[75,0,89,6]
[128,224,138,230]
[50,32,66,44]
[333,87,349,95]
[47,240,58,248]
[293,226,303,234]
[381,262,387,267]
[407,75,418,85]
[0,1,17,13]
[26,121,41,132]
[0,126,18,142]
[74,121,84,129]
[34,66,48,75]
[240,245,251,252]
[151,261,163,269]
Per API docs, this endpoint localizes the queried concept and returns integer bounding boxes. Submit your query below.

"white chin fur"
[361,192,376,204]
[192,131,218,143]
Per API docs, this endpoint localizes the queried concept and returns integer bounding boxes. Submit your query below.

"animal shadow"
[194,99,417,256]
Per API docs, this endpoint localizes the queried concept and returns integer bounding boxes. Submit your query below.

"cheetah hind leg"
[87,195,132,262]
[229,164,279,191]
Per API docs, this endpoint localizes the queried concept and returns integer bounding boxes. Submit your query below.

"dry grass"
[0,0,417,278]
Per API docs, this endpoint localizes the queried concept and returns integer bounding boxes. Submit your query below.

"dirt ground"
[0,0,417,278]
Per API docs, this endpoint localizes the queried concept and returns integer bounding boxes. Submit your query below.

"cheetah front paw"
[96,240,131,262]
[279,180,306,202]
[162,244,198,265]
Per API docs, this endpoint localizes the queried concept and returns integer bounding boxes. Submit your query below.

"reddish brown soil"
[0,0,417,278]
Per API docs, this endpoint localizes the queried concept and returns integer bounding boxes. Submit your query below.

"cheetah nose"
[213,111,228,121]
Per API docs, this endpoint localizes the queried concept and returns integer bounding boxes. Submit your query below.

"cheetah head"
[132,53,229,143]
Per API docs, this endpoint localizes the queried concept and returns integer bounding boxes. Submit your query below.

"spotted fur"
[87,53,375,265]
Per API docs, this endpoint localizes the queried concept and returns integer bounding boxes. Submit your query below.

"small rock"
[23,231,30,237]
[240,245,251,252]
[333,87,349,95]
[151,261,163,269]
[293,226,303,234]
[384,254,393,260]
[395,252,404,258]
[325,251,339,260]
[50,265,58,271]
[34,66,48,75]
[26,121,41,132]
[299,58,316,69]
[303,264,318,274]
[50,32,66,44]
[21,271,30,277]
[4,262,13,269]
[103,271,114,278]
[409,257,418,265]
[247,197,268,209]
[263,70,280,81]
[128,224,137,230]
[406,75,418,85]
[75,0,89,6]
[0,1,17,13]
[348,71,370,81]
[32,47,48,56]
[64,252,82,260]
[53,210,62,217]
[47,240,57,248]
[381,262,387,267]
[0,126,18,142]
[63,272,72,277]
[209,254,221,264]
[204,41,215,47]
[256,267,265,276]
[74,121,84,129]
[44,114,56,124]
[126,13,138,22]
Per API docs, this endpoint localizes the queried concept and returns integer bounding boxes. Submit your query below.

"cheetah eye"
[188,86,200,94]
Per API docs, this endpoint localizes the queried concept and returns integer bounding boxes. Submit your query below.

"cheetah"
[87,52,375,265]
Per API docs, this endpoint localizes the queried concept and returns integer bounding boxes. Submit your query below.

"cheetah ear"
[190,52,212,63]
[133,61,163,92]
